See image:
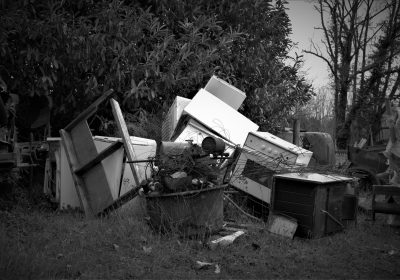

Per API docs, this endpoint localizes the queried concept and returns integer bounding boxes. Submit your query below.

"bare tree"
[298,86,335,133]
[305,0,400,148]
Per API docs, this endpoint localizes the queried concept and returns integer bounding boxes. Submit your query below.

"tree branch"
[317,0,335,62]
[303,49,336,77]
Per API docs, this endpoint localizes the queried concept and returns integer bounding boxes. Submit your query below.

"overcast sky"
[286,0,330,89]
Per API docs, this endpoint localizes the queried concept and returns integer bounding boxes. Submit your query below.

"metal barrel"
[201,136,225,154]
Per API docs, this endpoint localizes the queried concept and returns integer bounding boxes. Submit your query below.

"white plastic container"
[205,75,246,110]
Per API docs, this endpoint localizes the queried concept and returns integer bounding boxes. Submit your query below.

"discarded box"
[204,75,246,111]
[145,185,225,235]
[183,89,258,146]
[266,212,298,239]
[272,173,352,238]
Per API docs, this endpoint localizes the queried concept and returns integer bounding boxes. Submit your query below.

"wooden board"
[60,129,93,217]
[60,92,153,218]
[60,90,123,217]
[110,99,140,186]
[61,120,114,216]
[70,121,113,214]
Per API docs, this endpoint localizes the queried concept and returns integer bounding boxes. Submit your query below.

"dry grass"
[1,203,400,280]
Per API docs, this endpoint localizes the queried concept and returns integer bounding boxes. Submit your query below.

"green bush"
[0,0,312,135]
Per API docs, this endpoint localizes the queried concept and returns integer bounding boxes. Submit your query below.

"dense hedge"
[0,0,313,136]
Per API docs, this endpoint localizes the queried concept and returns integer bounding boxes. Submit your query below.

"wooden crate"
[272,173,352,238]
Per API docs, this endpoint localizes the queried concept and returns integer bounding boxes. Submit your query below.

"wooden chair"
[60,90,141,218]
[372,185,400,221]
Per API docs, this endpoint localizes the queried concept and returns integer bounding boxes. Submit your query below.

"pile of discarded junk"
[43,76,358,239]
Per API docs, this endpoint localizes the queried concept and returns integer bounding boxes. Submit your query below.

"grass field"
[1,203,400,280]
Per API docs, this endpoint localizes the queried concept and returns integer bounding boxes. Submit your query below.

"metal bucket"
[145,185,225,236]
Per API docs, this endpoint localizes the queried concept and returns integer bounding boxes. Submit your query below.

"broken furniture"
[371,185,400,221]
[271,173,352,238]
[44,136,156,210]
[229,131,313,204]
[59,90,145,217]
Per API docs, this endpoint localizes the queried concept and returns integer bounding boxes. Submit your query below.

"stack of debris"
[160,75,313,204]
[142,76,258,233]
[141,139,226,196]
[45,75,357,239]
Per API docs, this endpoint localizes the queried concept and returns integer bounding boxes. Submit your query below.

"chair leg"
[372,211,375,221]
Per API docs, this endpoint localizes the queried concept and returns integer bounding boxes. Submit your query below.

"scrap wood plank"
[75,141,123,176]
[223,221,265,231]
[221,226,248,233]
[61,91,147,218]
[60,90,121,218]
[69,104,113,214]
[60,129,93,217]
[110,98,140,186]
[372,185,400,220]
[98,186,141,216]
[64,89,114,131]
